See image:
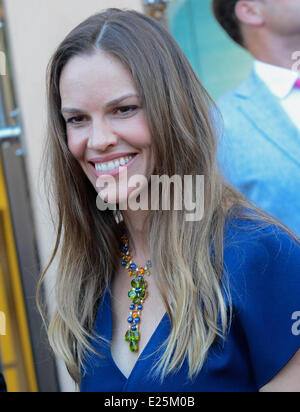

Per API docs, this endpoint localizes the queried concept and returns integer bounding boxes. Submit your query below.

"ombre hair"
[38,8,291,385]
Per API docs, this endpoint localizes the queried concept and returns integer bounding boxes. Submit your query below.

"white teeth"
[94,155,134,172]
[108,161,114,170]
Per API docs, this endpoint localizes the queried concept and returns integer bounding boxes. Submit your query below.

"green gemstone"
[131,330,140,342]
[131,279,140,289]
[128,289,136,299]
[125,263,130,269]
[139,289,145,298]
[125,330,131,342]
[133,296,141,304]
[129,340,138,352]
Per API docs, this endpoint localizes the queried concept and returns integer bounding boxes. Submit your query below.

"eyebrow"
[61,93,139,114]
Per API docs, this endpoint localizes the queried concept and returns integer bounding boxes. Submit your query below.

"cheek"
[67,131,86,160]
[127,116,152,148]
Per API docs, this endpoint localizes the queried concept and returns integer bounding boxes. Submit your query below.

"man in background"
[212,0,300,234]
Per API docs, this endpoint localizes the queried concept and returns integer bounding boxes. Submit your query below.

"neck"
[121,209,151,261]
[119,183,153,260]
[245,30,300,70]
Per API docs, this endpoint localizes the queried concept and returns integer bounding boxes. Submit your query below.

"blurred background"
[0,0,253,392]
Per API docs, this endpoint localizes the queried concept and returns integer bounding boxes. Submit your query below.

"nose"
[87,118,118,151]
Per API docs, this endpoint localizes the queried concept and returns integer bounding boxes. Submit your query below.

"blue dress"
[80,216,300,392]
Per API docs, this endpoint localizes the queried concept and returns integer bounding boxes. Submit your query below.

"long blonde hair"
[38,8,291,385]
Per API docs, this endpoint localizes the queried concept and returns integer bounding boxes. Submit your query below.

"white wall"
[3,0,143,392]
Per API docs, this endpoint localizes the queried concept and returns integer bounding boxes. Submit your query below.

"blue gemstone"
[130,304,135,310]
[131,325,137,331]
[135,288,141,293]
[134,317,140,324]
[121,260,127,266]
[138,275,144,281]
[123,246,129,252]
[130,263,137,270]
[138,304,143,310]
[127,316,133,323]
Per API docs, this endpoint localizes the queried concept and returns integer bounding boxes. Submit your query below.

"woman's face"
[59,50,154,206]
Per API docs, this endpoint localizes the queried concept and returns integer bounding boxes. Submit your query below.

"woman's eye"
[66,115,85,124]
[65,106,138,124]
[115,105,138,115]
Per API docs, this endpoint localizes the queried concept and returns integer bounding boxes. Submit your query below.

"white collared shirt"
[254,60,300,131]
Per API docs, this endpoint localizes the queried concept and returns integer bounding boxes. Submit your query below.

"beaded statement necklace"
[121,233,152,353]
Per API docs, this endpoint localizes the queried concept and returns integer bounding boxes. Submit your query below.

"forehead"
[59,50,137,106]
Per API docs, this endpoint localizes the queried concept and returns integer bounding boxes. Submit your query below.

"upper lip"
[88,152,137,164]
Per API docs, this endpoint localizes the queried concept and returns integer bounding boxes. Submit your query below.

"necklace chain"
[120,233,152,353]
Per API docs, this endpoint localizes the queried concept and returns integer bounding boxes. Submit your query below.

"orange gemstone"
[125,255,132,262]
[132,313,138,318]
[139,267,145,274]
[128,270,133,276]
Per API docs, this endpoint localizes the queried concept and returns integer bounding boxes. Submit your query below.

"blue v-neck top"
[80,217,300,392]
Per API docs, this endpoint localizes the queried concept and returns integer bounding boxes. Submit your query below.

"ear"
[235,0,264,26]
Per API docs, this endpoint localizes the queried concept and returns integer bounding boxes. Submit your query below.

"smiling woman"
[38,8,300,392]
[59,50,153,205]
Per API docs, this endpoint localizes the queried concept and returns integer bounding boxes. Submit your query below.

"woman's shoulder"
[224,208,300,254]
[223,208,300,287]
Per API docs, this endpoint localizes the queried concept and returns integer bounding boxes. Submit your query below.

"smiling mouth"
[89,153,138,175]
